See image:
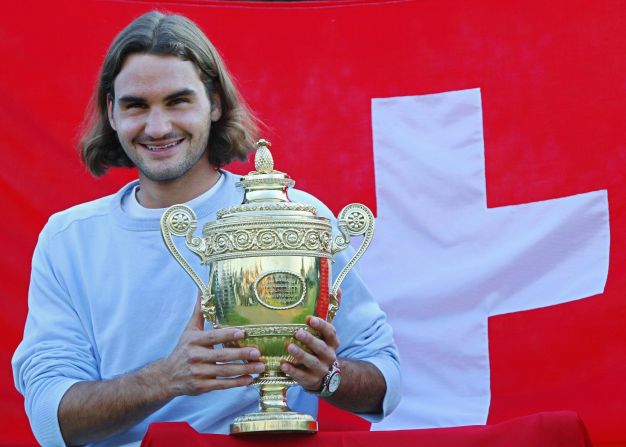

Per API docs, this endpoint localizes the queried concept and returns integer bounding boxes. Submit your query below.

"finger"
[185,292,205,331]
[186,346,262,364]
[190,361,265,378]
[286,342,326,375]
[306,317,340,350]
[292,328,335,363]
[191,327,246,347]
[187,375,256,395]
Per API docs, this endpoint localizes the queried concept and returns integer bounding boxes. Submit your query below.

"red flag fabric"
[1,1,625,445]
[140,411,592,447]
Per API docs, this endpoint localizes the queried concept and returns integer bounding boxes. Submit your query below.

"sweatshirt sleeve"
[332,247,402,422]
[12,224,100,446]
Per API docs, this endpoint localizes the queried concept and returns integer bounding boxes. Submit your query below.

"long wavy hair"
[81,11,259,176]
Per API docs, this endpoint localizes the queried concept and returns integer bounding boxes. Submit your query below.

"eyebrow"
[164,88,197,102]
[117,88,198,105]
[117,95,146,105]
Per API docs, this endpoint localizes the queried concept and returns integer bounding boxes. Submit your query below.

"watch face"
[328,372,341,393]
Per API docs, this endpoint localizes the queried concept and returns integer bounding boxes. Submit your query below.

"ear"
[107,94,117,131]
[210,93,222,122]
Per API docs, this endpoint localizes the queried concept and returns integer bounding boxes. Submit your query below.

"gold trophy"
[160,140,374,434]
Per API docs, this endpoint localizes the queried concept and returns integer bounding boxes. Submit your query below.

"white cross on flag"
[365,88,608,429]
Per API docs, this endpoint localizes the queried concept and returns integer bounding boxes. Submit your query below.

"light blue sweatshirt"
[12,171,401,446]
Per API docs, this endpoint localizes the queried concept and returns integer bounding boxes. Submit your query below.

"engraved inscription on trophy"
[254,270,306,310]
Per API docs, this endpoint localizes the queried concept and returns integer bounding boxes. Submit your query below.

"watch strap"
[310,360,341,397]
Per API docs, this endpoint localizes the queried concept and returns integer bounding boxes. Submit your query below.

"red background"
[1,0,625,445]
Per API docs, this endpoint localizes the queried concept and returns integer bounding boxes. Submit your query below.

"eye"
[169,97,190,106]
[125,102,147,110]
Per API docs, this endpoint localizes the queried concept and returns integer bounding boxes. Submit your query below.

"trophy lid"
[217,139,318,218]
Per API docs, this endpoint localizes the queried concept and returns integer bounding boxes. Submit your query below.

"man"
[12,11,400,446]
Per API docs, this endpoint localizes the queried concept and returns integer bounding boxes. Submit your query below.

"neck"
[136,166,222,209]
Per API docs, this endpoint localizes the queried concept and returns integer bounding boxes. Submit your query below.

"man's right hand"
[158,296,265,397]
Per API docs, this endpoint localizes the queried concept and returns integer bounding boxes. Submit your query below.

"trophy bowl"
[160,140,374,434]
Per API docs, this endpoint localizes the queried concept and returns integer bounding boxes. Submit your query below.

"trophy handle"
[160,205,217,325]
[328,204,375,322]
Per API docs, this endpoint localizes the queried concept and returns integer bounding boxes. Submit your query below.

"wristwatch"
[317,360,342,397]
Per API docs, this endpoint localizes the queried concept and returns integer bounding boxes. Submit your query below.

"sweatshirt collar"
[111,170,244,231]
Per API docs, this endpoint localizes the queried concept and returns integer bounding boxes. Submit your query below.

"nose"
[144,108,172,139]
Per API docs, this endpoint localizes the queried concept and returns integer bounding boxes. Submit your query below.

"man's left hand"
[281,315,340,392]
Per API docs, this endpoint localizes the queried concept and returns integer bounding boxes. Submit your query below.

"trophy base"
[230,411,317,434]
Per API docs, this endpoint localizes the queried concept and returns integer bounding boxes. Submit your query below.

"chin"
[144,171,187,183]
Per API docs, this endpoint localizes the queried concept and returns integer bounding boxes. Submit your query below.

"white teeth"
[145,140,181,151]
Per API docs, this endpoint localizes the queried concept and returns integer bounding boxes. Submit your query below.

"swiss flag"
[1,1,625,446]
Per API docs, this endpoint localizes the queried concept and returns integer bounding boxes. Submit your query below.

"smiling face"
[107,53,222,185]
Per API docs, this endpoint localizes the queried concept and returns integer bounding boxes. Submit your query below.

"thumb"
[185,292,205,331]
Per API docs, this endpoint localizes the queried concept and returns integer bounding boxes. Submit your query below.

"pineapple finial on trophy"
[254,139,274,173]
